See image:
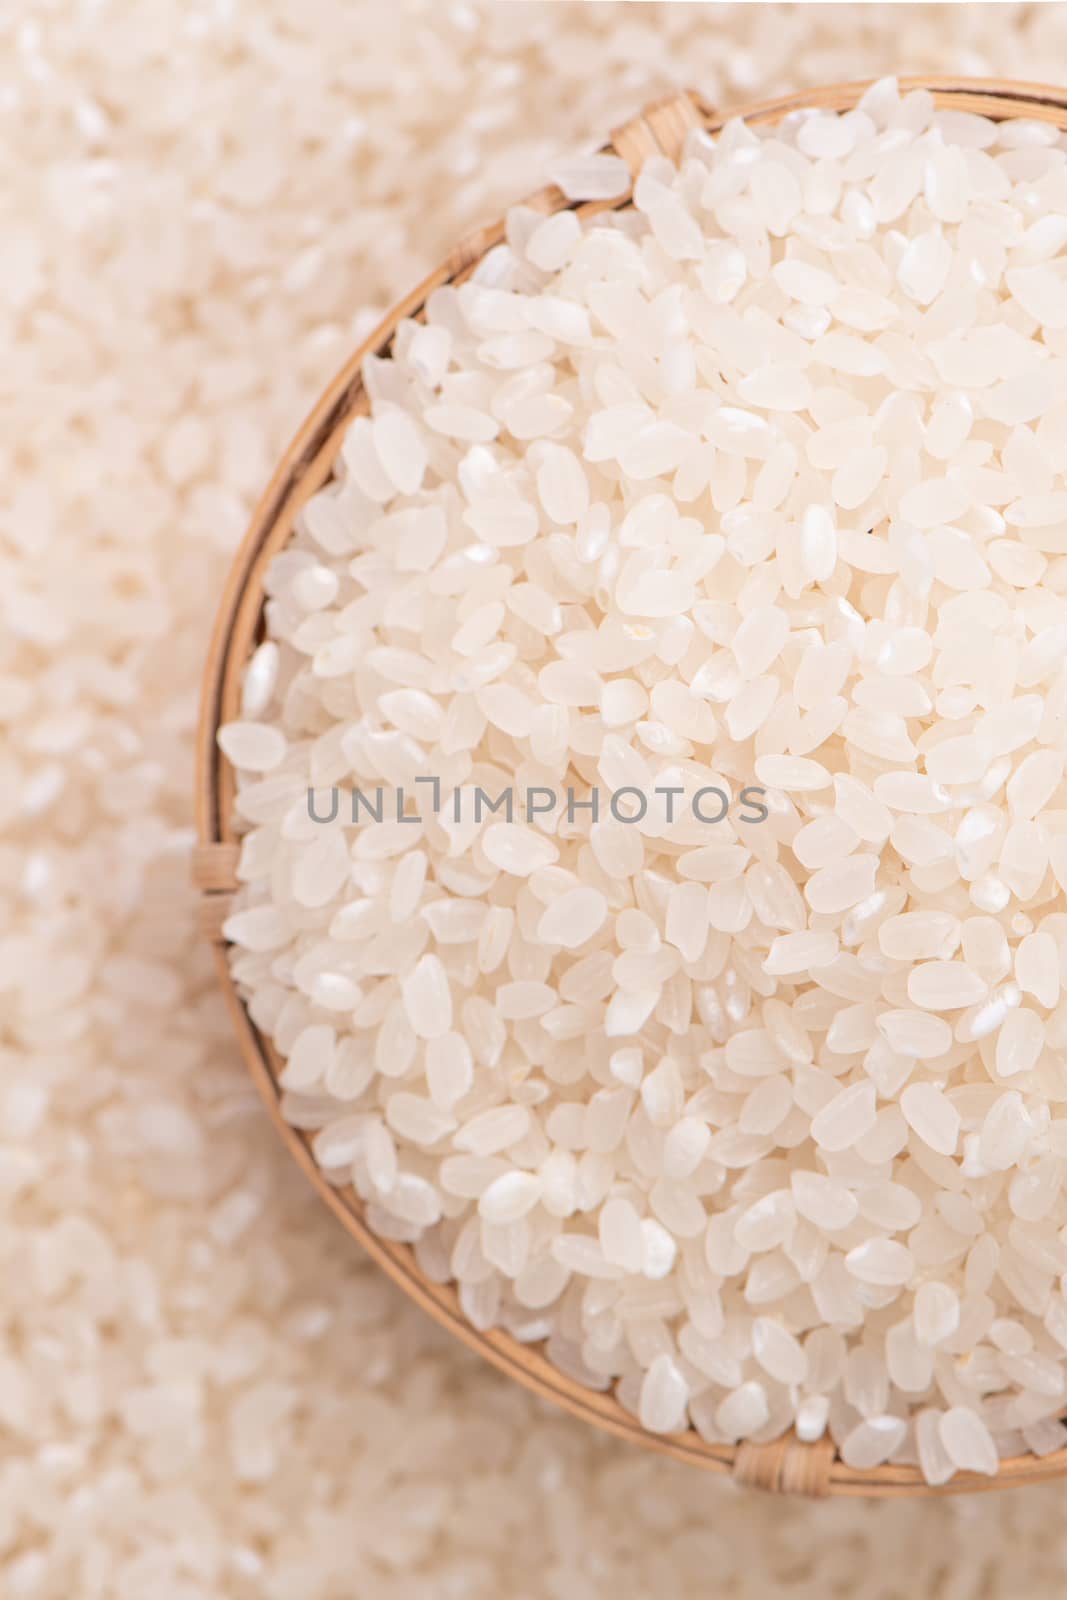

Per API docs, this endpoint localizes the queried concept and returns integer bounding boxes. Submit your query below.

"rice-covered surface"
[22,1,1067,1594]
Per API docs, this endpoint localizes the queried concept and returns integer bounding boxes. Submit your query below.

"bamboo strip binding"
[195,77,1067,1496]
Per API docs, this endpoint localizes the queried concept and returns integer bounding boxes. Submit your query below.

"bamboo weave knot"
[191,842,239,942]
[733,1433,834,1497]
[610,88,705,176]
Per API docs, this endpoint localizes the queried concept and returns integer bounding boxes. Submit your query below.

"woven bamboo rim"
[196,77,1067,1497]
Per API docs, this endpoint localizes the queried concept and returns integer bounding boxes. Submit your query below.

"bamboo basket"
[195,76,1067,1497]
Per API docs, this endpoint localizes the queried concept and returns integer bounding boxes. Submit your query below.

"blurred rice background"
[10,5,1067,1596]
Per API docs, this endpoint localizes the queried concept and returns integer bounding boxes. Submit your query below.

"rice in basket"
[219,77,1067,1486]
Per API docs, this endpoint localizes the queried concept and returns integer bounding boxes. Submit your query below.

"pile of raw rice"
[222,73,1067,1484]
